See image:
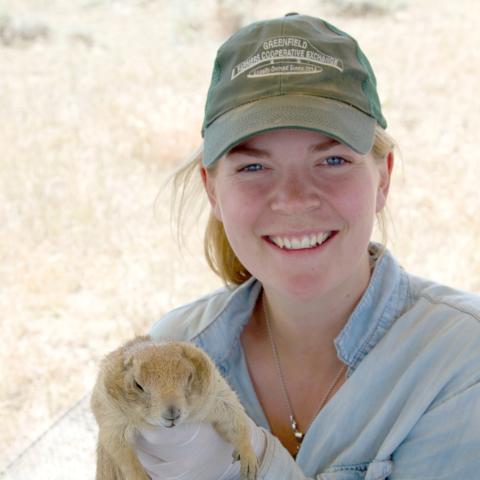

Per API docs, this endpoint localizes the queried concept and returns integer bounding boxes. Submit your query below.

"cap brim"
[203,95,376,167]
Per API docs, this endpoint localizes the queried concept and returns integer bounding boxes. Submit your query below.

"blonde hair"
[170,125,396,286]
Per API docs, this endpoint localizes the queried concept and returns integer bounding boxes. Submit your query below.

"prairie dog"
[91,335,258,480]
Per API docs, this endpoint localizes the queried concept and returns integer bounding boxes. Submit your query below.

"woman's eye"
[322,156,347,166]
[239,163,264,172]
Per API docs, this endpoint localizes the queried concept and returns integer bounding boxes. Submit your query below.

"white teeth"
[300,237,310,248]
[270,232,332,250]
[291,238,301,249]
[317,232,329,244]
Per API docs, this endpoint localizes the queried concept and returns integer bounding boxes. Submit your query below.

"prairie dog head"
[110,337,214,428]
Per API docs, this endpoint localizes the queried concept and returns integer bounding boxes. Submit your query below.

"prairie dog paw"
[238,447,258,480]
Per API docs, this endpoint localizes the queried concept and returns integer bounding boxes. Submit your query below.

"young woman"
[134,13,480,479]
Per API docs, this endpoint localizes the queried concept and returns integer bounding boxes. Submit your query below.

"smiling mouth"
[266,231,336,250]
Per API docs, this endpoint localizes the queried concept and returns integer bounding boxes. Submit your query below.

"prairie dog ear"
[182,344,213,395]
[123,352,134,370]
[122,335,151,369]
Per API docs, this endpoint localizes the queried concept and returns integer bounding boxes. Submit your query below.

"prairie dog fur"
[91,335,258,480]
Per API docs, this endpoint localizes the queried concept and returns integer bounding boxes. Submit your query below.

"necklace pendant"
[294,430,304,441]
[289,415,305,443]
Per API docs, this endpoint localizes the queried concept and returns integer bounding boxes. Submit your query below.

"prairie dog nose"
[163,405,181,421]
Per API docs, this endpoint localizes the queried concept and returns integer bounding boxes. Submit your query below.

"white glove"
[134,417,266,480]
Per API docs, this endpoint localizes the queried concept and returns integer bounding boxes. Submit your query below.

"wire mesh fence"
[1,394,97,480]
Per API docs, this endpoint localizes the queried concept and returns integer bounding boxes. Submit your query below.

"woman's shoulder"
[407,273,480,327]
[402,274,480,370]
[149,286,233,341]
[398,275,480,411]
[149,278,258,342]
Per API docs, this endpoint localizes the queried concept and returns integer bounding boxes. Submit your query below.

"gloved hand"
[134,417,266,480]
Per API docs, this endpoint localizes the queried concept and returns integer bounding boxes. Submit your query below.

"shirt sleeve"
[258,428,313,479]
[390,380,480,478]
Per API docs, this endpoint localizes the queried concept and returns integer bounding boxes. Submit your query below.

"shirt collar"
[334,245,410,370]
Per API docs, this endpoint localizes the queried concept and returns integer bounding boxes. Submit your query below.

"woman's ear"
[200,165,222,221]
[376,151,394,213]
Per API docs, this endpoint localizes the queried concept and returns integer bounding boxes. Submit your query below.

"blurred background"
[1,0,479,478]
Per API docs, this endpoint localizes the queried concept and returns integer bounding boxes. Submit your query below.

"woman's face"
[202,128,393,301]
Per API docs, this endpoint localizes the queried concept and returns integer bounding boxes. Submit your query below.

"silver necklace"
[262,292,348,455]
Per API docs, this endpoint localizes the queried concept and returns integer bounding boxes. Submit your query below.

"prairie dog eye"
[134,380,144,392]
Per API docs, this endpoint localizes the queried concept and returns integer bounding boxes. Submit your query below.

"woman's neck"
[260,255,372,355]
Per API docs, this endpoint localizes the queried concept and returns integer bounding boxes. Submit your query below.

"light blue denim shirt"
[150,246,480,479]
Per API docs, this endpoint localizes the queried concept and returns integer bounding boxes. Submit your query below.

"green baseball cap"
[201,13,387,167]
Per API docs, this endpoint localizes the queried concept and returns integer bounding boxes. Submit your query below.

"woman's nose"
[270,174,322,213]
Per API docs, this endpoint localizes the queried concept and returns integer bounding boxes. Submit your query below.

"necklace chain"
[262,291,347,455]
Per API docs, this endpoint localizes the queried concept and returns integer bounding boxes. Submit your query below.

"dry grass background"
[1,0,479,472]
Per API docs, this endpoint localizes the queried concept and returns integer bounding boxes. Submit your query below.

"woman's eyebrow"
[309,139,340,152]
[227,144,270,158]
